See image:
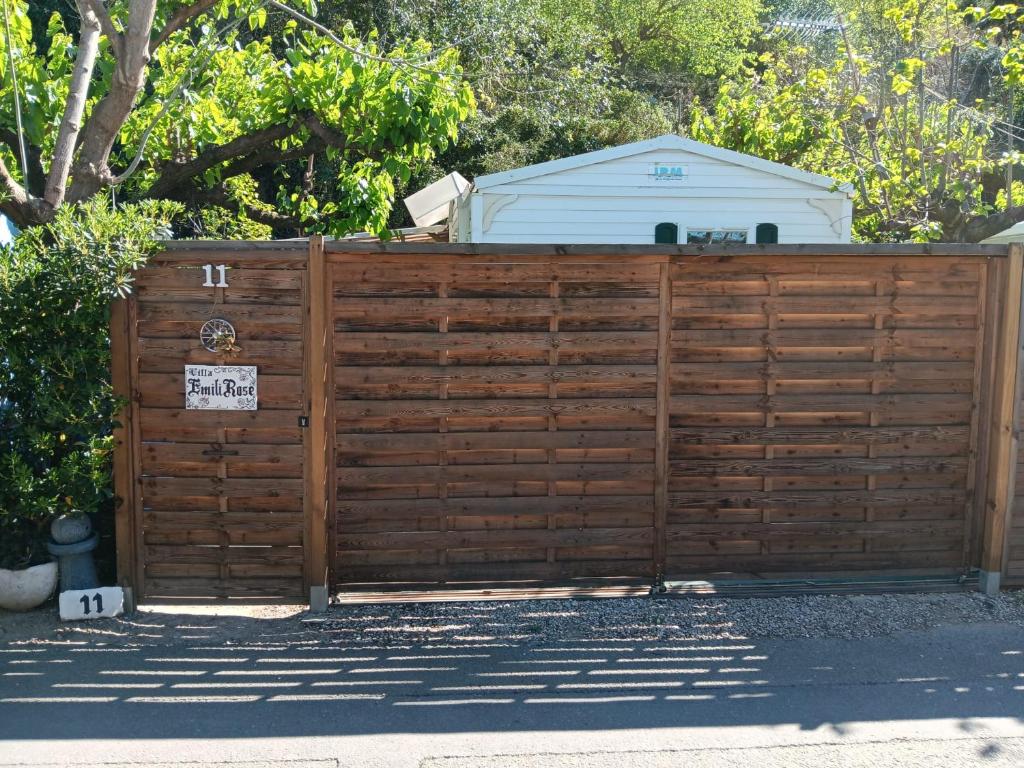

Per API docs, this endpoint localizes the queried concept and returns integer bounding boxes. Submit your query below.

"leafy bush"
[0,200,179,570]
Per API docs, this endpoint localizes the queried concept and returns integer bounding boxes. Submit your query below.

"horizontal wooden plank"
[139,407,303,431]
[336,527,654,550]
[141,477,304,496]
[338,430,655,452]
[141,442,309,464]
[135,267,303,291]
[340,447,653,468]
[668,489,967,508]
[138,302,302,323]
[672,295,981,314]
[668,456,968,477]
[665,520,965,540]
[336,495,655,519]
[672,314,979,332]
[668,425,971,445]
[337,463,654,485]
[671,328,978,346]
[665,551,964,573]
[333,561,655,584]
[335,331,658,353]
[336,398,657,420]
[143,577,304,598]
[334,297,660,318]
[138,373,303,409]
[669,393,970,413]
[336,364,657,387]
[331,263,661,284]
[138,338,303,374]
[140,443,304,478]
[144,543,302,564]
[137,303,302,339]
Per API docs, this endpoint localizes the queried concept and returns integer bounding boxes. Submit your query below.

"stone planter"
[0,561,58,611]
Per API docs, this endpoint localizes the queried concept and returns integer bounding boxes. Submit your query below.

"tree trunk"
[43,4,102,209]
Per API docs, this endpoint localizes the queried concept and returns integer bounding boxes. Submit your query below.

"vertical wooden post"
[653,261,672,586]
[981,244,1024,594]
[109,296,137,609]
[306,235,331,610]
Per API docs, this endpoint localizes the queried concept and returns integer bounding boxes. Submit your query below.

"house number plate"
[59,587,125,621]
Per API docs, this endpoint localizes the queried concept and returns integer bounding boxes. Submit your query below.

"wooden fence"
[110,240,1024,604]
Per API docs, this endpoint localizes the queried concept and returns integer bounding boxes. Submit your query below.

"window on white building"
[686,229,749,244]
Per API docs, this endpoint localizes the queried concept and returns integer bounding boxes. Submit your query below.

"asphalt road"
[0,619,1022,767]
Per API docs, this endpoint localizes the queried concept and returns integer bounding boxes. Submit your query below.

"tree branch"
[149,0,218,53]
[44,1,102,208]
[218,135,327,179]
[159,183,304,228]
[145,120,306,198]
[67,0,159,204]
[80,0,123,57]
[955,206,1024,243]
[304,114,352,149]
[0,155,51,227]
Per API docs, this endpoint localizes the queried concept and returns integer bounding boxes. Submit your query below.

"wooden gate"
[112,243,311,600]
[664,252,996,578]
[328,244,662,586]
[111,240,1024,602]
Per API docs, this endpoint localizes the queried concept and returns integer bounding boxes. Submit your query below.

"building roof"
[338,224,449,243]
[473,133,853,194]
[981,221,1024,244]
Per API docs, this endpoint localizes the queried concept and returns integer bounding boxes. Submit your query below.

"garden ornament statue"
[47,512,99,592]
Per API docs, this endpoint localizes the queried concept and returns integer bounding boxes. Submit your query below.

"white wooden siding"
[474,195,848,244]
[463,146,852,244]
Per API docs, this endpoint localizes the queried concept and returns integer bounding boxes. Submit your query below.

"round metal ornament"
[199,318,240,354]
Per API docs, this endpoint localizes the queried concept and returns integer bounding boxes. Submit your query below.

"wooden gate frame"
[110,240,1024,608]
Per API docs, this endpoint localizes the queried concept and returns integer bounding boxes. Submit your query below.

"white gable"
[458,134,854,244]
[474,134,851,196]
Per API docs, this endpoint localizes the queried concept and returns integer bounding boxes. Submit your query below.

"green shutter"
[755,223,779,244]
[655,223,678,244]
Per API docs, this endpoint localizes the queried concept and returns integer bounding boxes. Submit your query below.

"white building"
[410,134,854,245]
[981,221,1024,244]
[0,214,17,246]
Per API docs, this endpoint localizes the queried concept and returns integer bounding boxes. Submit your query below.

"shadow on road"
[1,601,1022,742]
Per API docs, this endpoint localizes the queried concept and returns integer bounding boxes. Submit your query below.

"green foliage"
[187,206,274,240]
[0,1,72,183]
[544,0,763,78]
[1,2,474,236]
[358,0,679,225]
[691,0,1020,241]
[0,200,179,569]
[117,14,473,236]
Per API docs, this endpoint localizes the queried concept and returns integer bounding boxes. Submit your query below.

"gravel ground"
[320,590,1024,646]
[3,590,1023,648]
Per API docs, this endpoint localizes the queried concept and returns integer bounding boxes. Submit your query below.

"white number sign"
[202,264,229,287]
[59,587,124,621]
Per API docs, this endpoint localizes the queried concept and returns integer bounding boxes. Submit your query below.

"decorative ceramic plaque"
[185,364,257,410]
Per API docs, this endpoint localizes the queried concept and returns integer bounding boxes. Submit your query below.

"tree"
[545,0,763,80]
[0,1,474,235]
[336,0,766,227]
[691,0,1024,242]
